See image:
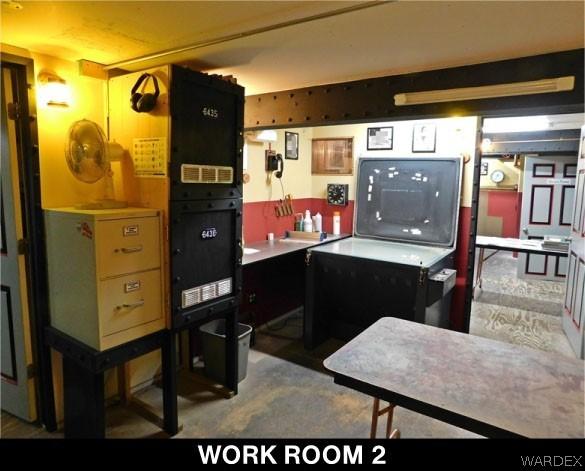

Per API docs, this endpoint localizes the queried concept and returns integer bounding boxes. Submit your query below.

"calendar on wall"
[132,137,167,177]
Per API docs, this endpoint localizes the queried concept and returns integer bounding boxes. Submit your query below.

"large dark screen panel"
[355,158,461,247]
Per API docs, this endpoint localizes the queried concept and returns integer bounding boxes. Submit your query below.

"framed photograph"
[412,124,436,153]
[480,161,489,176]
[367,126,393,150]
[285,131,299,160]
[311,137,353,175]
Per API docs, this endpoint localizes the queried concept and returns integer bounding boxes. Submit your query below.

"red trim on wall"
[243,198,355,243]
[485,190,521,238]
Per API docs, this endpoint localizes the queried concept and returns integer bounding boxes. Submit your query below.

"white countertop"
[309,237,454,267]
[242,234,350,266]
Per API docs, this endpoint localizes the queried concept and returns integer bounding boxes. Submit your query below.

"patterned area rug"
[471,251,575,358]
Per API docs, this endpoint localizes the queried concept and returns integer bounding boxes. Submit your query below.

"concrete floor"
[2,250,575,439]
[1,322,478,438]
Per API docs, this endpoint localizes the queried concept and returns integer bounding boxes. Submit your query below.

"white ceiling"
[2,1,584,95]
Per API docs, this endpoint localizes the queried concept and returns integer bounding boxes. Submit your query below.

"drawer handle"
[116,300,145,310]
[118,245,143,254]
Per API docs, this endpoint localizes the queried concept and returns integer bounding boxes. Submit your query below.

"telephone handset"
[274,153,284,179]
[265,150,284,178]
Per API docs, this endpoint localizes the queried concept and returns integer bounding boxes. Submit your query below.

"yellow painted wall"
[30,53,127,208]
[243,127,313,203]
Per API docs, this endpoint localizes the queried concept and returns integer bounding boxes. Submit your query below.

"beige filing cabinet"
[45,207,165,350]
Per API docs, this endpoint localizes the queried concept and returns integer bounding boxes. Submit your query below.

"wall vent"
[181,277,232,309]
[181,164,233,184]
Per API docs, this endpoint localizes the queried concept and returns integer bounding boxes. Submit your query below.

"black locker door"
[170,198,242,328]
[170,66,244,201]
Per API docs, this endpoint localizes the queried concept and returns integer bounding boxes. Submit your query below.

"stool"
[370,398,400,439]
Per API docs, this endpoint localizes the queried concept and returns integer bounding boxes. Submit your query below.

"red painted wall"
[484,190,522,238]
[243,198,354,243]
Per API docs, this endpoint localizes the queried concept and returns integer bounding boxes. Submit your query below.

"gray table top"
[476,235,569,257]
[309,237,454,268]
[242,234,350,266]
[324,317,584,438]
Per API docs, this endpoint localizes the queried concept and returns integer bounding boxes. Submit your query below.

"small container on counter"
[294,213,304,231]
[333,211,341,235]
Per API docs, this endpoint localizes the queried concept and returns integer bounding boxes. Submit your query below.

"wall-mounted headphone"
[130,73,160,113]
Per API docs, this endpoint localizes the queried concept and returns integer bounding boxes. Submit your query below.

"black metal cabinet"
[170,198,242,328]
[304,157,461,349]
[304,246,454,349]
[170,65,244,201]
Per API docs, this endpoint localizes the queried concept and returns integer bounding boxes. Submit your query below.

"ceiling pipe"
[103,1,391,70]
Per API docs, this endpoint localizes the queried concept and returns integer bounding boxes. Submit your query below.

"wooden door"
[1,66,37,420]
[562,125,585,359]
[517,155,577,280]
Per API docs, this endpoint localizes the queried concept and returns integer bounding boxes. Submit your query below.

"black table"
[45,327,178,438]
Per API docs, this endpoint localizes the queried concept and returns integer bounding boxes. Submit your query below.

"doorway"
[470,113,583,357]
[1,54,55,430]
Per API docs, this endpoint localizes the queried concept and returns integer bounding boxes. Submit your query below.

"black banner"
[1,438,583,468]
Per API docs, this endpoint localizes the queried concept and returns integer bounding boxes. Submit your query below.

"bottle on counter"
[333,211,341,235]
[313,212,322,233]
[303,210,313,233]
[294,213,304,231]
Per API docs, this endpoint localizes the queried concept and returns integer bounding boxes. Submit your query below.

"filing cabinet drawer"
[97,216,161,278]
[99,269,162,337]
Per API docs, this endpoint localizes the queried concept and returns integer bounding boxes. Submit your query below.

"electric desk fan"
[66,119,127,209]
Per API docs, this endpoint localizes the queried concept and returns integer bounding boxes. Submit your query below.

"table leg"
[162,330,179,436]
[225,307,239,394]
[63,356,105,439]
[473,247,485,299]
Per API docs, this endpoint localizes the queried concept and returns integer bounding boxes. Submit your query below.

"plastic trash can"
[199,319,253,384]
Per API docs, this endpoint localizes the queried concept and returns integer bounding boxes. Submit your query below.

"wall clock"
[327,183,349,206]
[490,169,505,184]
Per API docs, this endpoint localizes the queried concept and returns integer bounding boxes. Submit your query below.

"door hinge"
[7,102,20,120]
[26,364,36,379]
[17,238,28,255]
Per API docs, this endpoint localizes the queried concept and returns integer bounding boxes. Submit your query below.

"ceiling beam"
[244,49,585,130]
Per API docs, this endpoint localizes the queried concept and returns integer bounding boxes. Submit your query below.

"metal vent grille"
[181,164,233,184]
[181,277,233,309]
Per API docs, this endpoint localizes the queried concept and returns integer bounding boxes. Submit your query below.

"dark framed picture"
[367,126,393,150]
[480,161,489,176]
[285,131,299,160]
[412,124,436,153]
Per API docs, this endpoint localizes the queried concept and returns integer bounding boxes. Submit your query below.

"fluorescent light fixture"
[481,138,493,153]
[394,76,574,106]
[482,116,550,133]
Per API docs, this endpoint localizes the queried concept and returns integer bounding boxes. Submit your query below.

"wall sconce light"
[37,71,71,107]
[245,130,277,143]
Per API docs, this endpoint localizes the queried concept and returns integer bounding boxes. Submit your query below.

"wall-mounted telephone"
[266,150,284,179]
